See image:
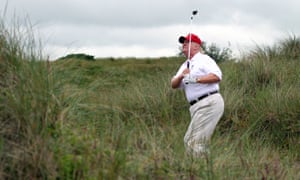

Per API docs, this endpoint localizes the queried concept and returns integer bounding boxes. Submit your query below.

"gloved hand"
[183,74,197,84]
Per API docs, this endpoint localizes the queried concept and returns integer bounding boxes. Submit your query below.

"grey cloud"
[1,0,299,58]
[3,0,299,31]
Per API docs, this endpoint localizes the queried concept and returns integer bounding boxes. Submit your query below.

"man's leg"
[184,94,224,157]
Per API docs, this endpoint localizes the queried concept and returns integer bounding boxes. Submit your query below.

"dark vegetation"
[58,53,95,61]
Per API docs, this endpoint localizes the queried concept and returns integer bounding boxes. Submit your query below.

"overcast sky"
[1,0,299,60]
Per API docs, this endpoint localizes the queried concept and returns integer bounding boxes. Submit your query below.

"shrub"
[58,53,95,61]
[201,42,233,63]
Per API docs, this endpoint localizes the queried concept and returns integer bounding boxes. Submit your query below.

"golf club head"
[191,10,198,19]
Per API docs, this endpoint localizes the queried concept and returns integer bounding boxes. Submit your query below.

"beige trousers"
[184,93,224,156]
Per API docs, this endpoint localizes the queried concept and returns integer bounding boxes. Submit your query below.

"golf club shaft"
[187,10,198,65]
[187,17,193,61]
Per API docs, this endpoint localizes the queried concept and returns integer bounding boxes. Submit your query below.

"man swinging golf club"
[171,10,224,157]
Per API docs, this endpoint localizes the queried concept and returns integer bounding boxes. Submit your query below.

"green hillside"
[1,16,299,179]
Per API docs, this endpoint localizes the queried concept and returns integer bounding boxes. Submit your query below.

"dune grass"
[0,14,299,179]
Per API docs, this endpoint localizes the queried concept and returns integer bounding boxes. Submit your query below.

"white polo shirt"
[174,52,222,102]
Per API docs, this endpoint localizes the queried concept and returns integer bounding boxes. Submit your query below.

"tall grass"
[1,12,299,179]
[221,36,300,147]
[0,15,60,179]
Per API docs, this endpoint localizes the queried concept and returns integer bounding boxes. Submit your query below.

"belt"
[189,91,219,106]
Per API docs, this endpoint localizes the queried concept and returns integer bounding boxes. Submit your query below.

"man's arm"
[171,68,190,88]
[171,74,184,89]
[196,73,221,83]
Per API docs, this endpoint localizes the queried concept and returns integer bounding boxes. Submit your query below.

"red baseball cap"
[179,33,201,45]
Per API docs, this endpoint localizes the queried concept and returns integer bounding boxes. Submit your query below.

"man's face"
[182,41,197,57]
[182,41,190,55]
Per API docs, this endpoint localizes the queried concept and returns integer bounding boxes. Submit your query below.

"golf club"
[184,10,198,84]
[187,10,198,66]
